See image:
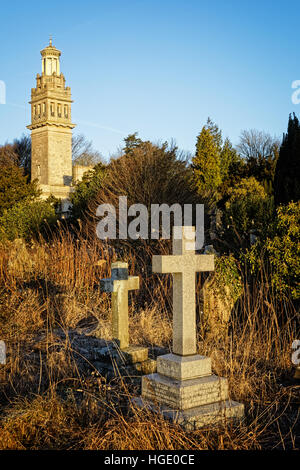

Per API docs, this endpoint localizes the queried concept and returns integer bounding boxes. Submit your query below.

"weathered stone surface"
[142,373,228,410]
[73,164,95,184]
[135,226,244,429]
[95,343,149,366]
[157,353,211,381]
[142,359,157,375]
[152,226,214,356]
[133,397,244,431]
[100,262,139,350]
[111,262,128,281]
[121,346,148,364]
[28,40,77,205]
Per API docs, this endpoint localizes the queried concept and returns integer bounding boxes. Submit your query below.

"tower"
[27,38,75,207]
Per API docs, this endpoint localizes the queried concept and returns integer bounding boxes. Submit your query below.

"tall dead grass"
[0,229,298,450]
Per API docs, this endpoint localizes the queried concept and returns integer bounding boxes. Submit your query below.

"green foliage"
[192,119,222,195]
[0,198,57,241]
[70,163,106,219]
[220,138,237,180]
[245,201,300,299]
[213,254,243,304]
[123,132,144,156]
[192,119,245,201]
[274,113,300,206]
[219,138,246,193]
[266,202,300,298]
[0,165,40,216]
[224,177,273,242]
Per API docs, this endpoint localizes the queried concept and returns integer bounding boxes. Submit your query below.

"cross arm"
[152,254,214,274]
[100,276,139,293]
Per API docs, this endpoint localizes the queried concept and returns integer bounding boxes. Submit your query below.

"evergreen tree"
[274,113,300,206]
[123,132,144,156]
[0,165,40,216]
[220,137,239,180]
[192,118,222,194]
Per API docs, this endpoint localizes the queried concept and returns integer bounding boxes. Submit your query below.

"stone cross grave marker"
[152,225,214,356]
[134,226,244,430]
[100,261,139,350]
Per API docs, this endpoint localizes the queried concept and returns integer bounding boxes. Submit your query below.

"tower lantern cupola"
[41,37,61,76]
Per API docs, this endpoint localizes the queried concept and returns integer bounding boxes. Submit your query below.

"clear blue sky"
[0,0,299,159]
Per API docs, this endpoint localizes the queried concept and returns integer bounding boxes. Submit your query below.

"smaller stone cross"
[100,261,139,349]
[153,226,214,356]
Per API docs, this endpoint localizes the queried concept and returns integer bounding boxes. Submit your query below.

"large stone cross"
[153,226,214,356]
[100,261,139,349]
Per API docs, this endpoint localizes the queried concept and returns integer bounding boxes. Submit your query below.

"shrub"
[224,177,273,244]
[70,163,106,220]
[0,198,57,241]
[97,140,194,208]
[245,201,300,299]
[0,165,40,216]
[266,201,300,299]
[91,140,195,241]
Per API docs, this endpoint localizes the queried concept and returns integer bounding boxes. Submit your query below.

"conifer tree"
[274,113,300,206]
[220,137,239,180]
[192,118,222,194]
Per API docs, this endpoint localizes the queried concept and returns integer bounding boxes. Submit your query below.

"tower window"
[57,103,62,117]
[64,105,68,118]
[50,102,55,116]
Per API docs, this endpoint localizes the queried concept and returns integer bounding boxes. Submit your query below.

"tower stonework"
[27,39,75,209]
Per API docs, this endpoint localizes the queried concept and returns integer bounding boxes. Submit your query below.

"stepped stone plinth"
[157,353,211,381]
[134,395,244,432]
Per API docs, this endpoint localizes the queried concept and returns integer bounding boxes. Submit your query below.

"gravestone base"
[121,346,149,364]
[134,353,244,430]
[157,353,211,380]
[133,397,244,432]
[93,341,156,378]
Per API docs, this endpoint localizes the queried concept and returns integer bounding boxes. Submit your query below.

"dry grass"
[0,230,299,450]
